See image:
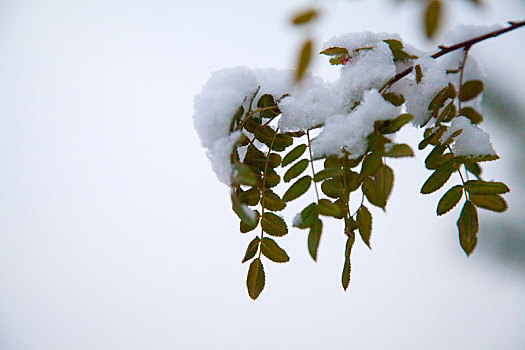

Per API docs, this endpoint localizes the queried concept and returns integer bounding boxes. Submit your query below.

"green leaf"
[320,47,349,56]
[242,116,262,133]
[263,169,280,188]
[254,125,276,147]
[314,167,343,182]
[318,198,344,219]
[272,134,294,152]
[324,156,342,169]
[282,144,307,167]
[244,145,267,171]
[321,178,345,199]
[231,163,258,187]
[457,201,479,256]
[373,165,394,208]
[421,161,457,194]
[454,154,499,163]
[246,258,265,300]
[459,107,483,124]
[283,176,312,202]
[418,128,444,150]
[424,0,442,39]
[342,234,355,291]
[239,187,260,206]
[415,64,423,84]
[464,180,510,195]
[261,212,288,237]
[242,237,260,263]
[377,114,413,134]
[231,192,257,226]
[356,205,372,249]
[464,162,482,179]
[296,39,312,83]
[342,258,351,291]
[459,80,484,102]
[438,101,457,123]
[308,218,323,261]
[362,178,380,209]
[382,92,406,106]
[261,237,290,263]
[294,202,318,229]
[428,86,449,112]
[261,189,286,211]
[284,159,309,182]
[383,39,418,61]
[240,211,261,233]
[267,153,282,169]
[291,9,318,25]
[359,152,382,181]
[384,144,414,158]
[469,194,508,213]
[257,94,278,119]
[424,145,446,170]
[437,185,463,216]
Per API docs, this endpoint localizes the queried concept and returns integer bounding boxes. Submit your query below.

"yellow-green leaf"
[240,211,260,233]
[284,159,309,182]
[291,9,318,25]
[457,201,478,256]
[459,107,483,124]
[231,163,258,187]
[469,194,508,212]
[282,144,307,167]
[374,165,394,208]
[239,187,260,206]
[296,40,313,83]
[321,178,345,199]
[242,237,260,263]
[261,212,288,237]
[424,0,442,39]
[308,218,323,261]
[282,175,312,202]
[384,144,414,158]
[357,205,372,249]
[459,80,484,102]
[318,198,344,219]
[437,185,463,216]
[261,237,290,263]
[342,233,355,291]
[261,189,286,211]
[377,114,413,134]
[359,152,382,181]
[247,258,265,300]
[314,167,343,182]
[421,161,456,194]
[294,202,318,229]
[464,180,510,195]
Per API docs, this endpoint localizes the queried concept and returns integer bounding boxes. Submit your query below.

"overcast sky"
[1,1,524,349]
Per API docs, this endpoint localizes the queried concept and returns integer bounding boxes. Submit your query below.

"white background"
[1,1,524,349]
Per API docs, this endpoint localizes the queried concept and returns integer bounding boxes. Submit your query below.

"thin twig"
[381,20,525,92]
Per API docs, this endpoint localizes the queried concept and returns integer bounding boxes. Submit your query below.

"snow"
[393,55,449,127]
[442,116,496,157]
[311,89,401,158]
[194,27,501,185]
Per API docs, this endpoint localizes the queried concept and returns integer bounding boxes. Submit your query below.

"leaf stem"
[306,131,320,202]
[258,128,280,258]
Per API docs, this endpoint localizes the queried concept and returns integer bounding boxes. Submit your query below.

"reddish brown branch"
[381,20,525,92]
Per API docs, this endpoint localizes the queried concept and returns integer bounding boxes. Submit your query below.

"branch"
[381,20,525,91]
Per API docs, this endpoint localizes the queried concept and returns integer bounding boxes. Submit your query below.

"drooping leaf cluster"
[204,24,518,300]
